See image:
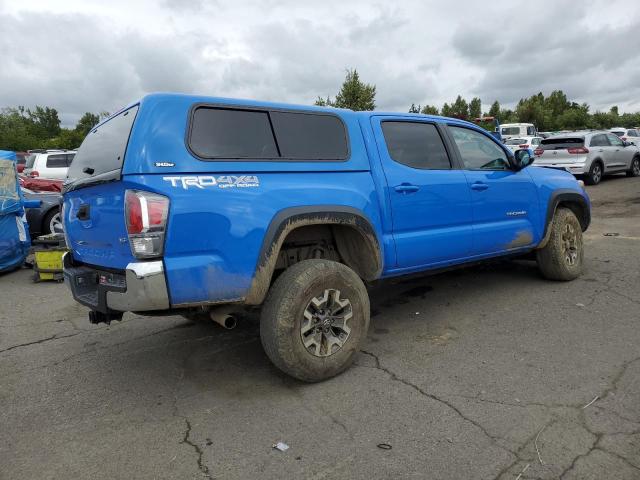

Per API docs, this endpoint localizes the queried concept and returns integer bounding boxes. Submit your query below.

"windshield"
[611,131,624,137]
[66,105,139,183]
[501,127,520,135]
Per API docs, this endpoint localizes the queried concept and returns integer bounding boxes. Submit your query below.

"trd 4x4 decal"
[163,175,260,189]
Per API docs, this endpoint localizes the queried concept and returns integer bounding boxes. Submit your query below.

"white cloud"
[1,0,639,127]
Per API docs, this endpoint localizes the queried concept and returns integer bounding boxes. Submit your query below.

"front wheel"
[627,156,640,177]
[536,208,584,281]
[260,259,370,382]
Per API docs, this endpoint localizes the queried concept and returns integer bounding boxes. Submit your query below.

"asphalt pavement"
[1,174,639,479]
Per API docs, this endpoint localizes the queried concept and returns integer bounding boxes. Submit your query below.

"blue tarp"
[0,150,32,273]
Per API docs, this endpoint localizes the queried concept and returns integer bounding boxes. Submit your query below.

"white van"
[501,123,537,140]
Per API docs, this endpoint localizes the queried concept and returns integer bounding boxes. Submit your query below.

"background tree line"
[3,69,640,151]
[0,107,107,151]
[409,91,639,131]
[317,70,640,131]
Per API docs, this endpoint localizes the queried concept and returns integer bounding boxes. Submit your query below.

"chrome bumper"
[63,253,170,313]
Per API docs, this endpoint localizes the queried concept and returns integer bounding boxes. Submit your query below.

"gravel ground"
[1,174,639,480]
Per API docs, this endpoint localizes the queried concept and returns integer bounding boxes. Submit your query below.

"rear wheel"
[536,208,584,281]
[626,156,640,177]
[585,161,603,185]
[260,259,370,382]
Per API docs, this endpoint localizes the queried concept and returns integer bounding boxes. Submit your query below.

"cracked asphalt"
[1,175,639,480]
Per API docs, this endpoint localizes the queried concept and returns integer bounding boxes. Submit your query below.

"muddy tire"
[626,156,640,177]
[536,208,584,281]
[585,160,603,185]
[260,259,370,382]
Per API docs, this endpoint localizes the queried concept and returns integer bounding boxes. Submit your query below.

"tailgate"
[64,181,134,269]
[63,105,140,269]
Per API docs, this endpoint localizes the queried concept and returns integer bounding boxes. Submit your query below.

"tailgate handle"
[77,204,90,221]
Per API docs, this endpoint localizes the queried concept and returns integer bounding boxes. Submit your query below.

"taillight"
[534,148,544,156]
[30,170,39,177]
[125,190,169,258]
[518,144,529,149]
[567,147,589,154]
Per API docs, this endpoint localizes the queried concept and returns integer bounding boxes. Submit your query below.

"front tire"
[260,259,370,382]
[585,161,603,185]
[626,156,640,177]
[536,208,584,281]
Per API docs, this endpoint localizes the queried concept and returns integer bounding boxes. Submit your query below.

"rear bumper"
[63,253,170,313]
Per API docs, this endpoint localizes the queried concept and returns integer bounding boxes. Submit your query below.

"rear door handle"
[471,182,489,191]
[394,183,420,194]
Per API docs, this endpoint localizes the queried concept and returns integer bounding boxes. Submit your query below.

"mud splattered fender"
[245,206,382,305]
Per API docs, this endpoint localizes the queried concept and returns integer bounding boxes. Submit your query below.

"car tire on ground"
[585,161,603,185]
[536,207,584,281]
[626,156,640,177]
[260,259,370,382]
[42,208,62,235]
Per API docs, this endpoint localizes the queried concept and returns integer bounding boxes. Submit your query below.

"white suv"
[609,128,639,146]
[23,150,76,179]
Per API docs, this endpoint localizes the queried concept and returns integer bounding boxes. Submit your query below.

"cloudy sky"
[1,0,640,127]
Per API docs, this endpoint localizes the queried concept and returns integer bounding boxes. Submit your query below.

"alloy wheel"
[301,289,353,357]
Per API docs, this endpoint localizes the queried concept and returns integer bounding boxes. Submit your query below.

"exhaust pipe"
[209,309,237,329]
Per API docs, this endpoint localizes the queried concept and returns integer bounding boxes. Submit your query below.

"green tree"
[488,100,501,118]
[440,102,453,117]
[27,106,61,138]
[408,103,421,113]
[75,112,100,137]
[315,69,376,111]
[420,105,439,115]
[450,95,469,119]
[469,97,482,119]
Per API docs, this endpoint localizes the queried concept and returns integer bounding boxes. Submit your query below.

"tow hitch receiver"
[88,310,124,325]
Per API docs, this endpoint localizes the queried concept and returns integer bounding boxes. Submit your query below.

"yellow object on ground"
[33,248,67,282]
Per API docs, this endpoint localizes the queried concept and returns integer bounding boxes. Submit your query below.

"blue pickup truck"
[62,93,590,381]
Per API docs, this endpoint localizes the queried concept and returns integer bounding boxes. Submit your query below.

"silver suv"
[534,131,640,185]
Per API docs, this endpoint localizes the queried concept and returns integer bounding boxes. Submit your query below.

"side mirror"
[513,149,533,170]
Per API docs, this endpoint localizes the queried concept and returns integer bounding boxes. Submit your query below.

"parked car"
[19,177,63,193]
[23,150,76,179]
[500,123,537,140]
[22,188,63,236]
[534,131,640,185]
[504,136,543,153]
[62,93,591,382]
[609,128,640,145]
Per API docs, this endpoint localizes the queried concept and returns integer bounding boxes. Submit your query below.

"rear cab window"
[188,106,349,161]
[380,121,451,169]
[505,138,527,145]
[66,105,139,185]
[46,154,69,168]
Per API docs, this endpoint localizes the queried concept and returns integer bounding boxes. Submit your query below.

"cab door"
[371,117,473,269]
[445,124,540,256]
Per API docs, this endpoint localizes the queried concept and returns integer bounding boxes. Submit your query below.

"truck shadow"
[89,257,543,396]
